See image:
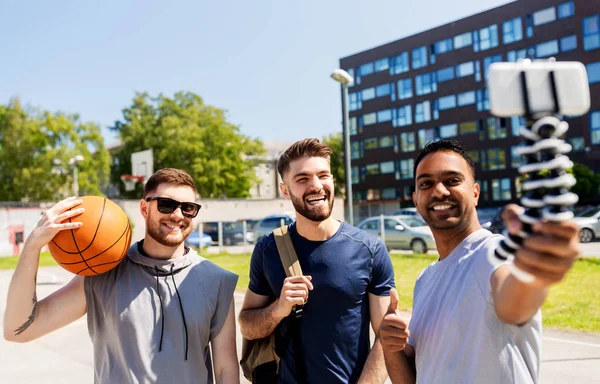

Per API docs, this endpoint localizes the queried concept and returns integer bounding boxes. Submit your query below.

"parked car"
[253,212,296,241]
[184,231,213,249]
[477,207,503,230]
[574,206,600,243]
[202,221,255,245]
[391,207,422,218]
[356,215,436,254]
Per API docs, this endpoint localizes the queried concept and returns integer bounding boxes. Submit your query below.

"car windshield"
[576,207,600,218]
[398,217,427,227]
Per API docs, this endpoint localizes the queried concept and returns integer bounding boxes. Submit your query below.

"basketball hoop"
[120,174,145,192]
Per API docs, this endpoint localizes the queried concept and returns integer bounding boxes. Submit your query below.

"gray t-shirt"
[409,229,542,384]
[84,242,238,384]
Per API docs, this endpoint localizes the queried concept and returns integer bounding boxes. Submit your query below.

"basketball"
[48,196,132,276]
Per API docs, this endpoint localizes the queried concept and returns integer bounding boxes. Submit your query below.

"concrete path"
[1,267,599,383]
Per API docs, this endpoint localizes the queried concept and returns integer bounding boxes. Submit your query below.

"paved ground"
[1,267,599,383]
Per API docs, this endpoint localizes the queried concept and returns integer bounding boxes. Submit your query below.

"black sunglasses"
[145,197,201,219]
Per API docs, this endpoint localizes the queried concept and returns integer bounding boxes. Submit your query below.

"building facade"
[339,0,600,221]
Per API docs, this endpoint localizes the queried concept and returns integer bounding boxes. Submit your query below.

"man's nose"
[433,182,450,197]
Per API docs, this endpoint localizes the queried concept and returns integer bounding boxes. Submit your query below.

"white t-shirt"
[409,229,542,384]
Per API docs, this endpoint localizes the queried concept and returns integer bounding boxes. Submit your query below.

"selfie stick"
[490,60,579,284]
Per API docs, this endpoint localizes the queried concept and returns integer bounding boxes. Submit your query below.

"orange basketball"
[48,196,132,276]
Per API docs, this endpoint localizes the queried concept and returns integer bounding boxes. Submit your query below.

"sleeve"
[475,235,508,305]
[247,236,274,297]
[209,268,238,341]
[367,238,396,296]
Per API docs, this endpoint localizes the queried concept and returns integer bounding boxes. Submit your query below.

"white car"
[574,206,600,243]
[357,215,436,254]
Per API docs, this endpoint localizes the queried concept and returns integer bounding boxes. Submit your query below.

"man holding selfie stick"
[380,61,587,384]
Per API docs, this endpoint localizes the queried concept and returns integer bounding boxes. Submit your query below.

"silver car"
[356,215,437,254]
[253,212,296,242]
[574,206,600,243]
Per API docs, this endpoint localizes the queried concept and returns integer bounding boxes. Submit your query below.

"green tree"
[323,133,345,197]
[570,162,600,204]
[110,91,264,198]
[0,98,110,201]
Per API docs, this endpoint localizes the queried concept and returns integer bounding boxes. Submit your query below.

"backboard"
[131,149,154,183]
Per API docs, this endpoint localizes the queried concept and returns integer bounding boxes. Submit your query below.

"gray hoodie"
[85,242,238,384]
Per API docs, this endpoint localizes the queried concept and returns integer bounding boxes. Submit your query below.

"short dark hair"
[277,138,333,179]
[413,139,476,179]
[144,168,198,198]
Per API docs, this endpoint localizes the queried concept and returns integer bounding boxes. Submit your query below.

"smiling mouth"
[306,196,326,203]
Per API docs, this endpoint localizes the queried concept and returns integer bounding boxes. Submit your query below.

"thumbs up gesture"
[380,288,410,353]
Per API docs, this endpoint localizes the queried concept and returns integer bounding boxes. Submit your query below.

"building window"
[362,87,376,101]
[536,40,559,57]
[351,141,363,159]
[476,89,489,111]
[394,105,413,127]
[474,25,498,52]
[568,137,585,152]
[469,151,480,164]
[533,7,557,26]
[351,166,359,184]
[583,15,600,51]
[380,135,394,148]
[587,62,600,84]
[456,61,475,77]
[362,113,376,126]
[438,95,457,110]
[492,178,512,201]
[440,124,458,138]
[433,100,439,120]
[398,159,415,179]
[459,121,478,136]
[412,46,428,69]
[346,68,355,87]
[415,101,431,123]
[397,78,413,100]
[415,72,437,96]
[377,109,392,123]
[503,17,523,45]
[364,138,378,150]
[507,48,529,62]
[560,35,578,51]
[485,148,506,170]
[381,188,397,199]
[349,117,358,135]
[437,67,455,82]
[375,58,390,72]
[366,163,380,176]
[591,111,600,144]
[510,146,521,168]
[454,32,472,49]
[390,52,410,74]
[419,127,440,149]
[354,190,366,201]
[359,62,374,77]
[558,1,575,19]
[487,117,507,140]
[434,38,453,54]
[511,116,524,136]
[376,83,390,98]
[484,54,503,80]
[475,61,482,82]
[380,161,395,174]
[400,132,416,152]
[479,179,489,201]
[457,91,476,106]
[349,92,362,111]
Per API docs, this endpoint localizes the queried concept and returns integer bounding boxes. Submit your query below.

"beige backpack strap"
[273,226,303,277]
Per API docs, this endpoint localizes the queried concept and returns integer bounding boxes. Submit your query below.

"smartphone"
[487,61,590,117]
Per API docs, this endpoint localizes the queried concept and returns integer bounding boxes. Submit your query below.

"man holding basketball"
[379,140,580,383]
[4,168,239,383]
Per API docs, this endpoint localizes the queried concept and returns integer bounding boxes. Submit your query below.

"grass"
[2,251,597,333]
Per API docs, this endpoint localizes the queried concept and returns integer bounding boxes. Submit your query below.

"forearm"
[357,337,388,384]
[215,367,240,384]
[239,300,284,340]
[494,274,548,325]
[3,240,42,341]
[384,350,416,384]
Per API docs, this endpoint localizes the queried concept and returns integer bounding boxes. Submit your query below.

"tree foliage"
[0,98,110,201]
[322,133,345,197]
[110,91,264,198]
[570,162,600,204]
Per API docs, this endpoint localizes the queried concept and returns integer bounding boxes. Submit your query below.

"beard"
[290,188,334,222]
[146,215,193,247]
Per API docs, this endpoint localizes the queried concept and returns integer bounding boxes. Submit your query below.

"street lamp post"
[331,69,355,225]
[69,155,85,196]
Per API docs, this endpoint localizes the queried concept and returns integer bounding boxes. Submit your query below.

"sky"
[0,0,511,146]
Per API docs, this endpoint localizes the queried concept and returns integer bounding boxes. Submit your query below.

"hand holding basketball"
[27,196,84,250]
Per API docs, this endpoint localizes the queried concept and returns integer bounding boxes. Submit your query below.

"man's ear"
[280,183,290,200]
[140,199,149,219]
[473,182,480,207]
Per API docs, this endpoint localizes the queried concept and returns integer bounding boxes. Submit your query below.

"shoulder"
[189,253,238,281]
[338,223,384,253]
